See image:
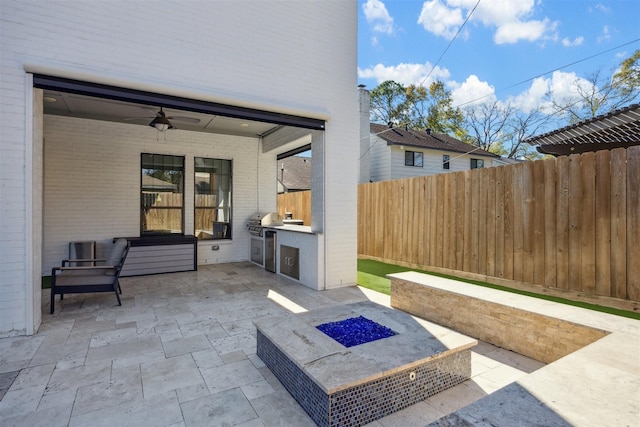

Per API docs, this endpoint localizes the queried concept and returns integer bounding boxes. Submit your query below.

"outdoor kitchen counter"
[265,224,316,234]
[264,225,322,290]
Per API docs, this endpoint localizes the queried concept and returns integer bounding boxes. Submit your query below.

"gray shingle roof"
[370,123,499,158]
[278,156,312,191]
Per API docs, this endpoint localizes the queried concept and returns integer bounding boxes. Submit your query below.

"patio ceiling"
[526,103,640,156]
[36,75,325,139]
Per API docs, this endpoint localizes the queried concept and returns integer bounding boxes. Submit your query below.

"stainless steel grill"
[247,212,282,236]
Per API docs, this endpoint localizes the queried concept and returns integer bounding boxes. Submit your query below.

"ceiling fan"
[124,107,201,132]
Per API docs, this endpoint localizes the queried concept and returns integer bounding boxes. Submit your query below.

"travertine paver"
[0,262,546,426]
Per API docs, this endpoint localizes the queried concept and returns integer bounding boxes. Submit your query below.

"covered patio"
[0,263,544,426]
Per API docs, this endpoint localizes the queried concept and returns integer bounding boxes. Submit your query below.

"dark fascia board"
[33,74,325,130]
[277,144,312,160]
[536,140,640,156]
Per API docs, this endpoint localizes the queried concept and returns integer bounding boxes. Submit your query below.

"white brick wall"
[0,1,358,336]
[43,115,273,272]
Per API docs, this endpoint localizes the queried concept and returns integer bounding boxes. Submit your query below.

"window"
[443,154,450,170]
[405,151,423,167]
[141,154,184,234]
[471,158,484,169]
[195,157,232,240]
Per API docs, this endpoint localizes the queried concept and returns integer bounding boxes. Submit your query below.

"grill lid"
[247,212,283,227]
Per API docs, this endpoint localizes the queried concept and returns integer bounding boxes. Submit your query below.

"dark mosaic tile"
[258,329,472,427]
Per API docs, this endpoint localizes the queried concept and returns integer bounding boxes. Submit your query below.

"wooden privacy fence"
[358,146,640,303]
[277,191,311,225]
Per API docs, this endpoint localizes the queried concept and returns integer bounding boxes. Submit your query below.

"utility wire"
[454,38,640,109]
[419,0,482,88]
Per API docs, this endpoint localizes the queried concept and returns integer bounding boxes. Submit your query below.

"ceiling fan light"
[153,122,170,132]
[149,109,174,132]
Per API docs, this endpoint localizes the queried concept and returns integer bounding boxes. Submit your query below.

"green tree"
[370,80,465,137]
[613,49,640,99]
[550,49,639,122]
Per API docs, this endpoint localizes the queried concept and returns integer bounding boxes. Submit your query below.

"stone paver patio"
[0,262,544,426]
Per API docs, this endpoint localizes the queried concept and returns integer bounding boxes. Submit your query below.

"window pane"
[142,208,183,233]
[141,154,184,234]
[415,152,423,167]
[195,157,232,240]
[405,151,413,166]
[443,155,450,170]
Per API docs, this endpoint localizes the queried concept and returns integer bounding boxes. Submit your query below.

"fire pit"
[255,301,477,427]
[315,316,397,347]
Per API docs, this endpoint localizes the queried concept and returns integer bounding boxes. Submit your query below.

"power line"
[454,38,640,109]
[419,0,482,88]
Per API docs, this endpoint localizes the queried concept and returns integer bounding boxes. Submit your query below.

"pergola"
[526,103,640,156]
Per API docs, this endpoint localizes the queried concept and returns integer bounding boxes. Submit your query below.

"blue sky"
[358,0,640,112]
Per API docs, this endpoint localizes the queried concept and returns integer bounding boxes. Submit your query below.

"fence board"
[502,167,515,279]
[543,158,557,288]
[568,154,583,292]
[580,152,596,294]
[556,156,570,289]
[594,150,611,296]
[533,160,546,286]
[466,171,477,273]
[512,163,524,281]
[401,179,410,263]
[434,174,445,267]
[522,162,536,283]
[495,166,506,279]
[424,176,433,266]
[473,166,489,274]
[414,176,427,264]
[610,148,627,299]
[627,146,640,301]
[456,172,466,271]
[485,167,496,277]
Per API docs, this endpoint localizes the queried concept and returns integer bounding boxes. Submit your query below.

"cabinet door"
[251,238,263,265]
[280,245,299,280]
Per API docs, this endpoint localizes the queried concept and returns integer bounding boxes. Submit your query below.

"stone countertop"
[265,224,316,234]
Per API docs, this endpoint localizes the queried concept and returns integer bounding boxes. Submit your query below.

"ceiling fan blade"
[123,116,154,121]
[168,116,201,124]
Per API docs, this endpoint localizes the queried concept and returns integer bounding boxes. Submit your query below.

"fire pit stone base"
[255,301,477,427]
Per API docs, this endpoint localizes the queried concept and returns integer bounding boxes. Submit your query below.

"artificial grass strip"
[356,271,392,294]
[357,258,640,321]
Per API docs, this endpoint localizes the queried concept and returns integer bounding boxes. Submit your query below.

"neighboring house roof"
[278,155,312,192]
[370,123,499,158]
[525,103,640,156]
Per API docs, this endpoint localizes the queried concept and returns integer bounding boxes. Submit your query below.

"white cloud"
[417,0,464,39]
[418,0,558,44]
[494,19,550,44]
[358,62,451,86]
[562,36,584,47]
[595,3,611,13]
[508,71,594,113]
[597,25,611,43]
[450,75,496,107]
[363,0,395,35]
